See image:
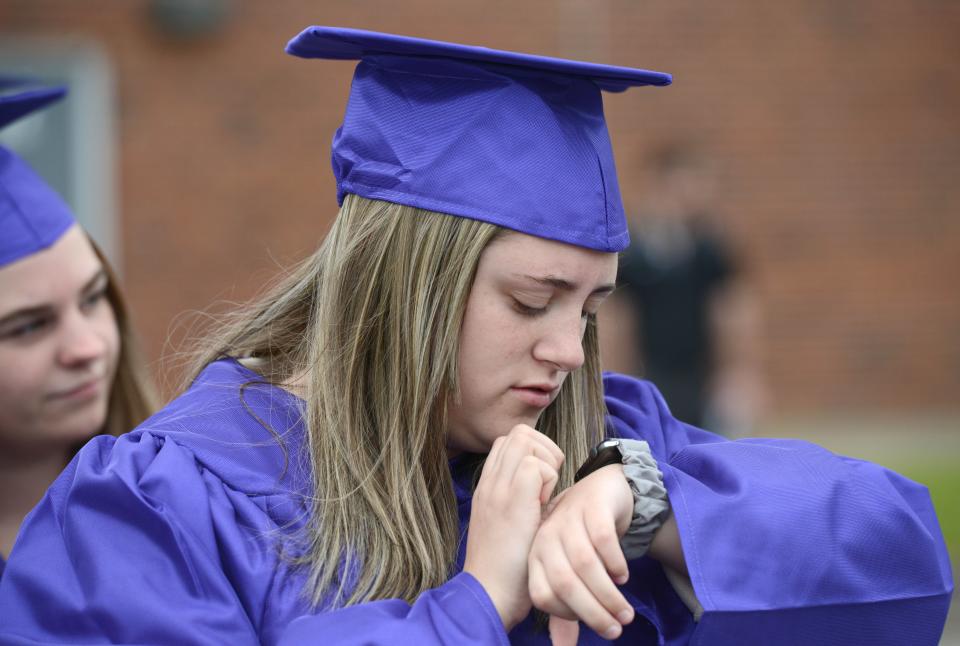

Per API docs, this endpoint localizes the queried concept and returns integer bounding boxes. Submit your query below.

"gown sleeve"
[603,373,954,646]
[278,573,508,646]
[0,432,508,646]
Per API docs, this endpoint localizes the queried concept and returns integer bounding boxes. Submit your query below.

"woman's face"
[0,225,120,457]
[447,231,618,454]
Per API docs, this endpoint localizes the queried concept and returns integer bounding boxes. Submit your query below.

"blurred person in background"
[613,143,765,436]
[0,29,952,646]
[0,81,156,577]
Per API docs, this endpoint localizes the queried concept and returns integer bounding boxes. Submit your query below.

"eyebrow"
[515,273,617,297]
[0,269,108,327]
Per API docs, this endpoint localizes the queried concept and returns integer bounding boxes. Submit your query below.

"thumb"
[549,615,579,646]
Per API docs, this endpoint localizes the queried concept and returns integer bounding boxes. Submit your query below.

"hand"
[463,425,564,631]
[528,464,635,641]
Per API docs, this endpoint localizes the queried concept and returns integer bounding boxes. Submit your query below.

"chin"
[54,403,109,442]
[484,417,544,447]
[448,409,546,454]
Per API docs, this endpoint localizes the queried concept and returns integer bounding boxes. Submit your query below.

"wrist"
[596,463,634,536]
[573,439,671,560]
[463,566,527,631]
[646,512,686,572]
[613,439,671,560]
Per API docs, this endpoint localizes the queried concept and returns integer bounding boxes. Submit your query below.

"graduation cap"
[0,79,75,267]
[287,26,671,252]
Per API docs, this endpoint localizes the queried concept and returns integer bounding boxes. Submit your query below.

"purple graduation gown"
[0,359,952,644]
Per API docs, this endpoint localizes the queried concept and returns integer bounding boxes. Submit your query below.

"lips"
[49,376,104,401]
[511,383,560,408]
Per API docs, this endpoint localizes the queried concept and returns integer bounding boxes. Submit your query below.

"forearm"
[647,511,686,576]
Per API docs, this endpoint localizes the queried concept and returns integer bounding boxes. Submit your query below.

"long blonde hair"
[90,237,158,439]
[188,194,607,607]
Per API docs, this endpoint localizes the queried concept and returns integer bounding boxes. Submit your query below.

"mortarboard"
[286,26,670,252]
[0,80,75,268]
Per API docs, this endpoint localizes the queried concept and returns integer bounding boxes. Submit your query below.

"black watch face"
[576,440,623,482]
[593,444,623,468]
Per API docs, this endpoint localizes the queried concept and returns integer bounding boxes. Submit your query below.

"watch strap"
[617,439,671,560]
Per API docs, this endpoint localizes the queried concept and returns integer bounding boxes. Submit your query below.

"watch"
[574,438,624,482]
[575,438,673,564]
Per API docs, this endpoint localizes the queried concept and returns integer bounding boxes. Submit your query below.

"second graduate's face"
[0,225,120,458]
[447,231,618,455]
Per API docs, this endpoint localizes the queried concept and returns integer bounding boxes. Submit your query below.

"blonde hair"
[90,238,158,439]
[188,194,607,607]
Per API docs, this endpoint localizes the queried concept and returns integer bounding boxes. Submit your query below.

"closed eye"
[512,299,548,317]
[0,314,54,340]
[80,287,108,312]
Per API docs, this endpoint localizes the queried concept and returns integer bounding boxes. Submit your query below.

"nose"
[57,311,107,368]
[532,316,586,372]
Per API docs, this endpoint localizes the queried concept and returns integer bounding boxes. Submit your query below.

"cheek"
[459,308,527,379]
[96,304,121,372]
[456,281,542,400]
[0,345,53,433]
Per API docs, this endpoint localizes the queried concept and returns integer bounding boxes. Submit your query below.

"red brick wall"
[2,1,958,413]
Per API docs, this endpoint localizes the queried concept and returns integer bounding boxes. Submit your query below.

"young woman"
[0,82,156,576]
[0,29,951,645]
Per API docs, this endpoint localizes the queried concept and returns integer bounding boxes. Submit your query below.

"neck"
[0,446,68,559]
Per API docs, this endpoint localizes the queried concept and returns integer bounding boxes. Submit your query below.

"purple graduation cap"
[286,26,671,252]
[0,79,75,268]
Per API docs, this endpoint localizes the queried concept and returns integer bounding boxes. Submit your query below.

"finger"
[561,523,633,628]
[548,615,579,646]
[512,456,559,506]
[511,425,564,472]
[502,424,564,471]
[531,550,632,639]
[528,556,576,620]
[584,503,631,586]
[479,435,508,484]
[495,429,562,483]
[537,459,559,504]
[518,425,565,470]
